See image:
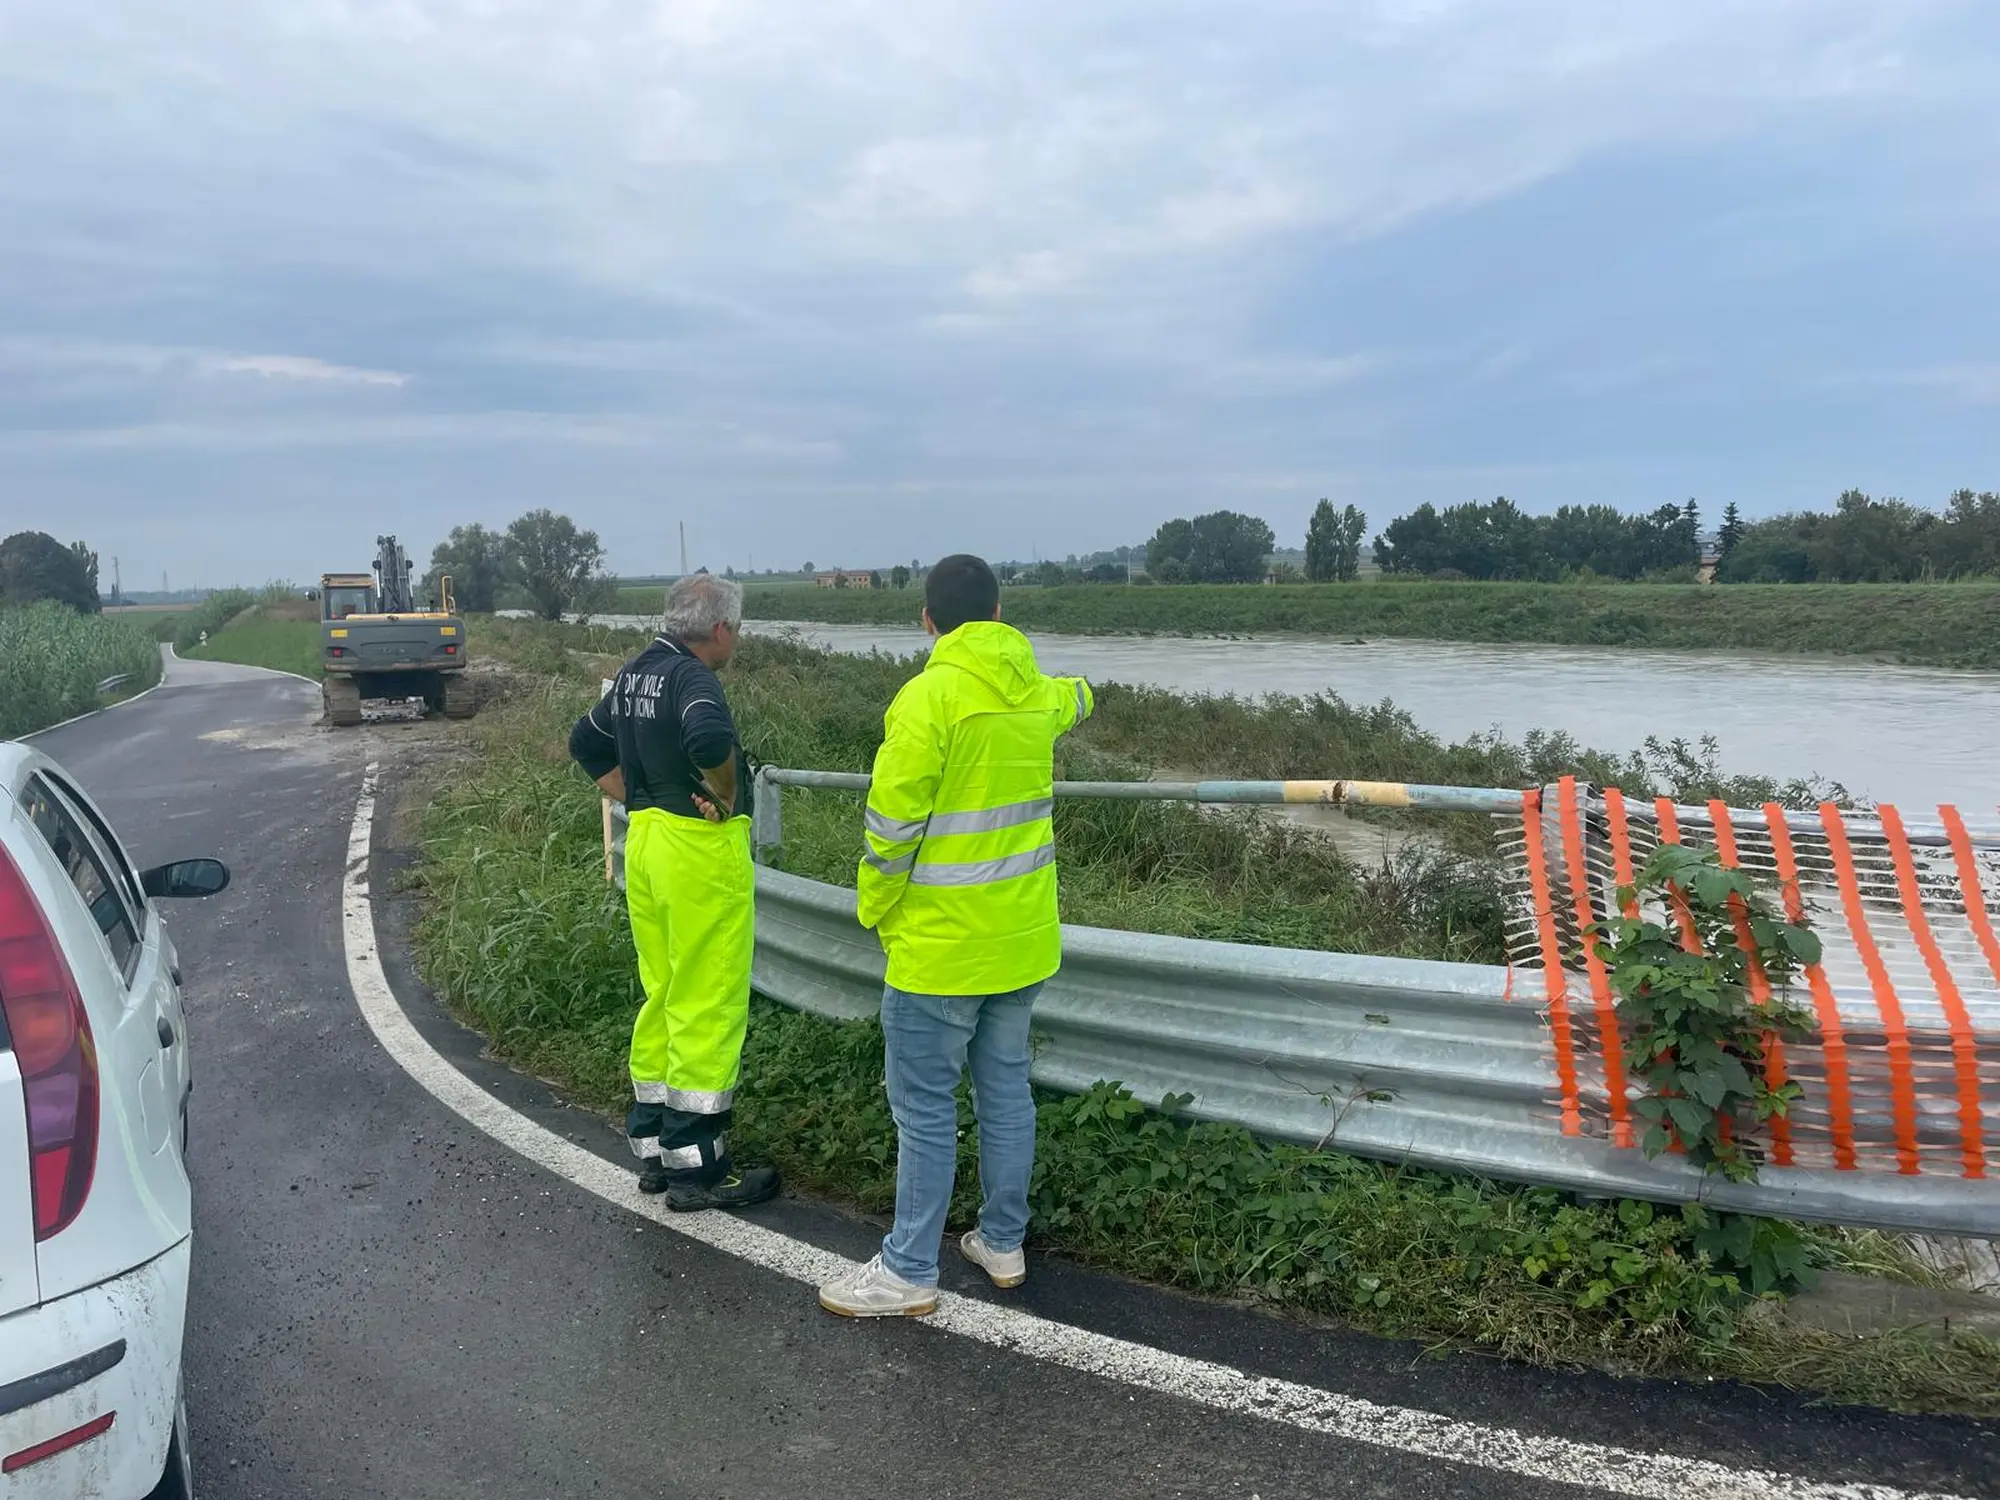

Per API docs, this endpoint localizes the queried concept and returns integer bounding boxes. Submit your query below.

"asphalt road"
[27,654,2000,1500]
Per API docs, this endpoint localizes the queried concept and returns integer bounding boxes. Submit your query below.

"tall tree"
[428,523,507,613]
[0,531,98,612]
[1144,517,1196,582]
[1374,502,1445,574]
[68,541,101,607]
[890,564,912,589]
[503,509,607,621]
[1304,499,1340,582]
[1717,502,1746,559]
[1193,511,1276,583]
[1334,504,1366,582]
[1144,510,1275,584]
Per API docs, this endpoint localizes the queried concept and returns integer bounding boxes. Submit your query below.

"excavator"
[318,535,476,726]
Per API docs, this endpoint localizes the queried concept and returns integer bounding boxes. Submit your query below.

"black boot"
[638,1157,673,1195]
[664,1164,781,1213]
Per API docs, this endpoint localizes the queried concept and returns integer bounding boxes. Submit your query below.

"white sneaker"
[818,1255,938,1318]
[959,1230,1027,1288]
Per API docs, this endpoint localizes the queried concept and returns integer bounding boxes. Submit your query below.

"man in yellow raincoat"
[571,571,779,1212]
[819,554,1093,1316]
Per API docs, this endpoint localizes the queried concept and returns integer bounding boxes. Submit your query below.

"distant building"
[814,569,877,589]
[1697,531,1723,585]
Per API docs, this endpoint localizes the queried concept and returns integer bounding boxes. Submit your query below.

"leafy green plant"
[1591,844,1819,1183]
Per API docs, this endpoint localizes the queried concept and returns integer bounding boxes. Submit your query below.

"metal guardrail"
[97,674,132,695]
[746,863,1995,1235]
[597,731,1999,1234]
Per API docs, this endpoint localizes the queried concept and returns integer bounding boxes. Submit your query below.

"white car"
[0,741,228,1497]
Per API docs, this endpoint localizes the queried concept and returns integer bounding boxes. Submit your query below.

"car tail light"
[442,644,457,655]
[0,842,98,1241]
[330,647,345,657]
[4,1413,116,1474]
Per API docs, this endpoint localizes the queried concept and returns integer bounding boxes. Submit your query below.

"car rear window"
[17,776,140,980]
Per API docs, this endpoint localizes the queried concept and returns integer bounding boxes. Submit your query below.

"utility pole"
[111,555,122,606]
[680,522,688,577]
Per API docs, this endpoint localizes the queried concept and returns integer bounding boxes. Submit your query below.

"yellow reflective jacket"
[857,621,1094,996]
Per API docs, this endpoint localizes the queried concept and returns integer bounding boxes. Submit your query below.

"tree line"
[1373,498,1704,581]
[1715,489,2000,583]
[1126,486,2000,587]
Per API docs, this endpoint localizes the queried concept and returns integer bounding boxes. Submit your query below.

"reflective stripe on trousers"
[629,1134,725,1168]
[631,1081,736,1113]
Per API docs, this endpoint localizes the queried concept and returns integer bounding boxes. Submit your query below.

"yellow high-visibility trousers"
[624,807,754,1176]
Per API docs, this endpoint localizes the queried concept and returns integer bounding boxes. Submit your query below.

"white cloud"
[0,338,407,389]
[0,0,1965,310]
[208,354,408,387]
[0,407,839,458]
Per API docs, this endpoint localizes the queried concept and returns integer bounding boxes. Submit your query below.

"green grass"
[0,603,164,738]
[405,656,2000,1413]
[735,579,2000,669]
[185,618,325,679]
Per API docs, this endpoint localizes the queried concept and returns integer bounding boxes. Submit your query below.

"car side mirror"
[140,859,231,900]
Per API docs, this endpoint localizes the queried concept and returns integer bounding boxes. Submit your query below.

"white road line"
[339,765,1973,1500]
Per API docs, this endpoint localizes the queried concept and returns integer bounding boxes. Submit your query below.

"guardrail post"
[751,766,782,864]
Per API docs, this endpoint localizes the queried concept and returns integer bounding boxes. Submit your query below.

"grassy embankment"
[402,617,1999,1413]
[671,579,2000,670]
[176,589,326,679]
[0,603,164,738]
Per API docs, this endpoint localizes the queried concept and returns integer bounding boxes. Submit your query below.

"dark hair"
[925,554,1000,635]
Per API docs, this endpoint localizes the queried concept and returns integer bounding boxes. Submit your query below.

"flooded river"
[579,615,1998,810]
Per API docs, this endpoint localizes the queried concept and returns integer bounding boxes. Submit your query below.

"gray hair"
[662,572,744,640]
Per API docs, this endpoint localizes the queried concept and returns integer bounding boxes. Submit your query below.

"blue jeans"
[878,983,1042,1286]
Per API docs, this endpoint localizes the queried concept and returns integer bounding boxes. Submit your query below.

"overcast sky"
[3,1,1996,588]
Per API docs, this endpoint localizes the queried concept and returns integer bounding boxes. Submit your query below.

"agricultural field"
[0,601,163,737]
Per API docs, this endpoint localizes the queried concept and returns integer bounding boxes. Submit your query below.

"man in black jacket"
[570,572,779,1211]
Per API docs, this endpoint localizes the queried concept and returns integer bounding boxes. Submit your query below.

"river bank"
[569,616,1991,808]
[640,579,2000,671]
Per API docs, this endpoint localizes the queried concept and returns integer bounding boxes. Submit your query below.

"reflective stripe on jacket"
[857,620,1093,996]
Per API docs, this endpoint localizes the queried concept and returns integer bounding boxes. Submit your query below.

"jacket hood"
[928,620,1041,705]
